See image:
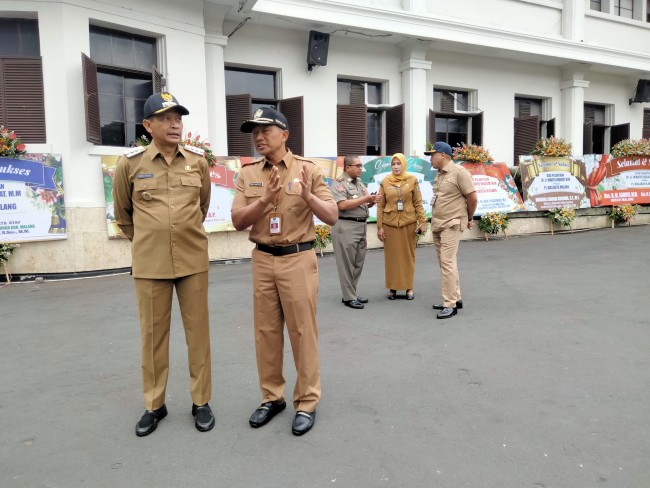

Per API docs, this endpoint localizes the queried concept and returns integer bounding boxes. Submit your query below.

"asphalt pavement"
[1,226,649,488]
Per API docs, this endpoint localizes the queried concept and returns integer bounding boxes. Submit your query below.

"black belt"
[255,241,314,256]
[339,216,367,223]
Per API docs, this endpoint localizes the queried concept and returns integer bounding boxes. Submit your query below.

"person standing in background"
[376,153,428,300]
[427,141,477,319]
[330,155,381,309]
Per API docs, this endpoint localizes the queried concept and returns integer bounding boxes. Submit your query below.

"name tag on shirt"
[137,174,154,179]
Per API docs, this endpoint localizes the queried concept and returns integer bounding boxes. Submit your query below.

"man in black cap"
[231,106,338,436]
[426,141,477,319]
[112,92,215,436]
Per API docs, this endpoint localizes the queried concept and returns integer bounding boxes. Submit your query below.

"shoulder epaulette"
[294,155,316,165]
[183,144,205,156]
[124,146,146,158]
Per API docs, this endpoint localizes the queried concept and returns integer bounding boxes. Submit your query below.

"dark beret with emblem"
[240,107,289,133]
[143,92,190,119]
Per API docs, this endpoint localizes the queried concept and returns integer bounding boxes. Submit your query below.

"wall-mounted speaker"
[307,31,330,71]
[630,79,650,104]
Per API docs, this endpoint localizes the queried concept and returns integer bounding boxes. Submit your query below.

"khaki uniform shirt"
[231,151,335,245]
[431,161,476,231]
[330,176,369,219]
[377,174,427,229]
[112,142,211,279]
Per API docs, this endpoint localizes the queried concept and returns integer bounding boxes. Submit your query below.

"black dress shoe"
[433,300,463,310]
[356,296,369,304]
[249,401,286,428]
[192,403,215,432]
[343,299,364,309]
[135,404,167,437]
[436,307,457,319]
[292,410,316,436]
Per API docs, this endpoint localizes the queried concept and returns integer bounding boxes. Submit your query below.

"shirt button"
[170,205,175,209]
[169,186,173,190]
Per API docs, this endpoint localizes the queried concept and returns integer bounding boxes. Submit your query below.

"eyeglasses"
[348,164,363,168]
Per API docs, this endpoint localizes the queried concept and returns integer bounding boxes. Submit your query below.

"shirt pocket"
[244,185,263,205]
[180,176,202,204]
[133,179,159,203]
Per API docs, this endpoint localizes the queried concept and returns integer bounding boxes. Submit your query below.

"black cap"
[143,92,189,119]
[240,107,288,133]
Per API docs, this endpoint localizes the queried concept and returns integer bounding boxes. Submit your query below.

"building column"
[399,41,431,156]
[560,64,590,156]
[204,33,228,155]
[562,0,586,42]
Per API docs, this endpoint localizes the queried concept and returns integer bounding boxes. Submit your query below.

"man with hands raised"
[231,107,337,436]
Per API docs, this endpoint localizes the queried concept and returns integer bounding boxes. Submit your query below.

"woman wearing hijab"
[377,153,428,300]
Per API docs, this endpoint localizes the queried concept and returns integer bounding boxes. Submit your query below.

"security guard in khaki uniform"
[427,141,477,319]
[330,156,381,309]
[231,107,338,436]
[112,92,215,436]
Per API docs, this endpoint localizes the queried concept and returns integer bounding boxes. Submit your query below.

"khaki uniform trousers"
[331,220,367,301]
[134,271,211,410]
[251,248,320,412]
[432,225,462,308]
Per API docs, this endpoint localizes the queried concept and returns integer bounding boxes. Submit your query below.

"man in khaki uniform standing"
[330,155,380,309]
[112,92,215,436]
[231,107,338,436]
[427,142,477,319]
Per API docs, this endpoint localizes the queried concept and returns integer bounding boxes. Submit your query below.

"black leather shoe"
[356,296,369,304]
[436,307,457,319]
[292,410,316,436]
[135,404,167,437]
[192,403,215,432]
[343,299,364,309]
[433,300,463,310]
[249,401,286,428]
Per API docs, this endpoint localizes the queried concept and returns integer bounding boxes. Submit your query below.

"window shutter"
[0,58,46,143]
[81,53,101,144]
[152,65,165,93]
[441,92,455,113]
[583,121,593,154]
[471,113,483,146]
[519,99,531,118]
[278,96,303,156]
[513,116,540,165]
[226,94,252,156]
[337,104,366,156]
[350,82,365,105]
[584,105,595,122]
[643,110,650,139]
[546,118,556,138]
[428,109,436,145]
[385,103,404,155]
[610,123,629,148]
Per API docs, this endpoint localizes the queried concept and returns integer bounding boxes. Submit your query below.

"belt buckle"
[295,243,300,253]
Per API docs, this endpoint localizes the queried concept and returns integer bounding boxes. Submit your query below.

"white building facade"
[2,0,649,275]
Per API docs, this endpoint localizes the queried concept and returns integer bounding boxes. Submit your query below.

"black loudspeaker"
[631,79,650,103]
[307,31,330,70]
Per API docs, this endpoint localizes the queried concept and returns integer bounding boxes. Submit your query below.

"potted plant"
[313,224,332,256]
[609,204,640,227]
[0,242,20,285]
[531,137,572,158]
[610,139,650,159]
[546,207,575,235]
[477,212,510,241]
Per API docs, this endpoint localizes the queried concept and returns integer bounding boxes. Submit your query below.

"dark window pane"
[435,132,447,143]
[98,72,124,96]
[111,33,134,68]
[367,112,381,147]
[0,22,18,55]
[435,118,447,132]
[101,121,125,146]
[124,77,152,99]
[100,94,124,121]
[448,133,465,147]
[20,20,40,56]
[455,92,468,109]
[252,102,276,113]
[90,29,112,64]
[133,37,155,70]
[448,118,467,132]
[225,69,275,99]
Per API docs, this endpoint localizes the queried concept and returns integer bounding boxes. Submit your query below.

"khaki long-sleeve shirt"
[431,161,476,231]
[376,174,426,229]
[112,142,211,279]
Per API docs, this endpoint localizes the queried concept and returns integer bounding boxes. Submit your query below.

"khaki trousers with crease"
[432,225,462,308]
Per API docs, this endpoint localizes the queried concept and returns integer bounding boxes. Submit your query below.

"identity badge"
[269,212,282,235]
